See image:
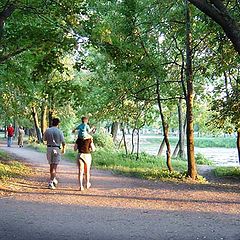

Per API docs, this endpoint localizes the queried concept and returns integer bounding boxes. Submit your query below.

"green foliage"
[195,153,214,166]
[213,167,240,178]
[0,151,31,180]
[93,130,115,149]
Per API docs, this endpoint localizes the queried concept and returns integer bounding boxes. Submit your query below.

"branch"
[0,47,30,64]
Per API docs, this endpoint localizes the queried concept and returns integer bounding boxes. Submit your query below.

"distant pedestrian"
[43,118,66,190]
[18,126,25,148]
[6,124,14,147]
[74,137,95,191]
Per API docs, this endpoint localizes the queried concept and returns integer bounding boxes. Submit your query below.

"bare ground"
[0,142,240,240]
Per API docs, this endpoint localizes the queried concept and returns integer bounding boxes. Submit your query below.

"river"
[126,135,239,167]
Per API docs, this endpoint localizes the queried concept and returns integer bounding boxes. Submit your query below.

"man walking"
[43,118,66,189]
[6,124,14,147]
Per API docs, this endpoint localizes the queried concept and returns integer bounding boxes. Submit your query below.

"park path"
[0,142,240,240]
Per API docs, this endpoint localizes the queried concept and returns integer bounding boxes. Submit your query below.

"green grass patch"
[65,148,206,182]
[146,136,236,148]
[213,166,240,178]
[27,143,46,152]
[195,153,214,166]
[0,151,31,181]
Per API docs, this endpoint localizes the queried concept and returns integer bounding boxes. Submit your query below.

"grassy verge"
[65,148,207,182]
[146,136,236,148]
[0,151,31,181]
[213,166,240,179]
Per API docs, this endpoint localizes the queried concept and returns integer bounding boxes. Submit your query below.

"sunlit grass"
[0,151,31,181]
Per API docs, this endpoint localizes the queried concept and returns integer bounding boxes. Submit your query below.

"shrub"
[213,166,240,178]
[93,130,115,149]
[195,153,214,165]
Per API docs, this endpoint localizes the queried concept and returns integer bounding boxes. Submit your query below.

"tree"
[188,0,240,54]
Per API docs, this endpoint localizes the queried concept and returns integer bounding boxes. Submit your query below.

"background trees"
[0,0,239,178]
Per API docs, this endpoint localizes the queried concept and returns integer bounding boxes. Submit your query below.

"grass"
[65,148,208,182]
[0,150,31,181]
[213,166,240,179]
[195,153,214,166]
[146,136,236,148]
[28,143,209,182]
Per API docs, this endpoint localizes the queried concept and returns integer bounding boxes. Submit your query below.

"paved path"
[0,143,240,240]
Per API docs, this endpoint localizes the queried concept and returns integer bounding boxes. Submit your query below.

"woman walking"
[74,137,95,191]
[18,126,25,147]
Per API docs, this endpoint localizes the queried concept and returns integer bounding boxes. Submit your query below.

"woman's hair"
[81,116,88,123]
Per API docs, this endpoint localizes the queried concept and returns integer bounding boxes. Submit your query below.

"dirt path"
[0,143,240,240]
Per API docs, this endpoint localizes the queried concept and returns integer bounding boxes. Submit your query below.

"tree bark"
[172,140,180,158]
[48,109,53,127]
[156,78,173,172]
[178,98,185,158]
[136,128,140,160]
[157,138,165,156]
[111,121,119,142]
[0,3,16,40]
[121,123,128,155]
[185,1,197,179]
[237,129,240,165]
[41,105,48,135]
[131,128,136,154]
[187,0,240,55]
[31,106,42,143]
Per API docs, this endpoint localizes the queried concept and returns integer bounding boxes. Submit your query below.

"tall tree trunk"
[121,123,128,155]
[157,138,165,156]
[136,128,140,161]
[237,129,240,164]
[156,78,173,172]
[111,121,119,142]
[178,98,185,158]
[131,128,136,154]
[48,109,53,127]
[41,105,48,135]
[172,140,180,158]
[185,1,197,179]
[31,106,42,143]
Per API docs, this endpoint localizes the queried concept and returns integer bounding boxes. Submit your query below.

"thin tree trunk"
[41,105,48,135]
[237,129,240,164]
[185,1,197,179]
[172,140,180,158]
[121,123,128,155]
[48,109,53,127]
[31,106,42,143]
[136,128,140,160]
[157,138,165,156]
[131,128,136,154]
[111,121,119,142]
[178,98,185,158]
[156,78,173,172]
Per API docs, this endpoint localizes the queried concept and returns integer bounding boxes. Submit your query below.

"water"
[127,135,239,167]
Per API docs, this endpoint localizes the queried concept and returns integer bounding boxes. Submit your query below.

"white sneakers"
[48,178,58,189]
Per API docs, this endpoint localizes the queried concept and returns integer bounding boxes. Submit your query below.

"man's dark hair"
[52,118,60,126]
[81,116,88,123]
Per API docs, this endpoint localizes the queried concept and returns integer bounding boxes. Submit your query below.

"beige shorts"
[77,153,92,166]
[47,147,61,165]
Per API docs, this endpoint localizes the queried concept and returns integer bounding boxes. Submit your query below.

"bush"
[93,130,115,149]
[195,153,214,165]
[213,166,240,178]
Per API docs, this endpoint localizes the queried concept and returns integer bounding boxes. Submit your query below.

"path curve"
[0,143,240,240]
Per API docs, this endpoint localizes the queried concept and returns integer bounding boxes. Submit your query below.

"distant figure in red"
[7,124,14,147]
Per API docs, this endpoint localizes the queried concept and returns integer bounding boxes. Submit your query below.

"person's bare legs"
[50,164,58,180]
[84,159,91,189]
[78,160,85,191]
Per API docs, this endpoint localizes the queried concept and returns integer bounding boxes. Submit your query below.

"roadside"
[0,141,240,240]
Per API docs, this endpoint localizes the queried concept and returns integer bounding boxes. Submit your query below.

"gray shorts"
[47,147,61,165]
